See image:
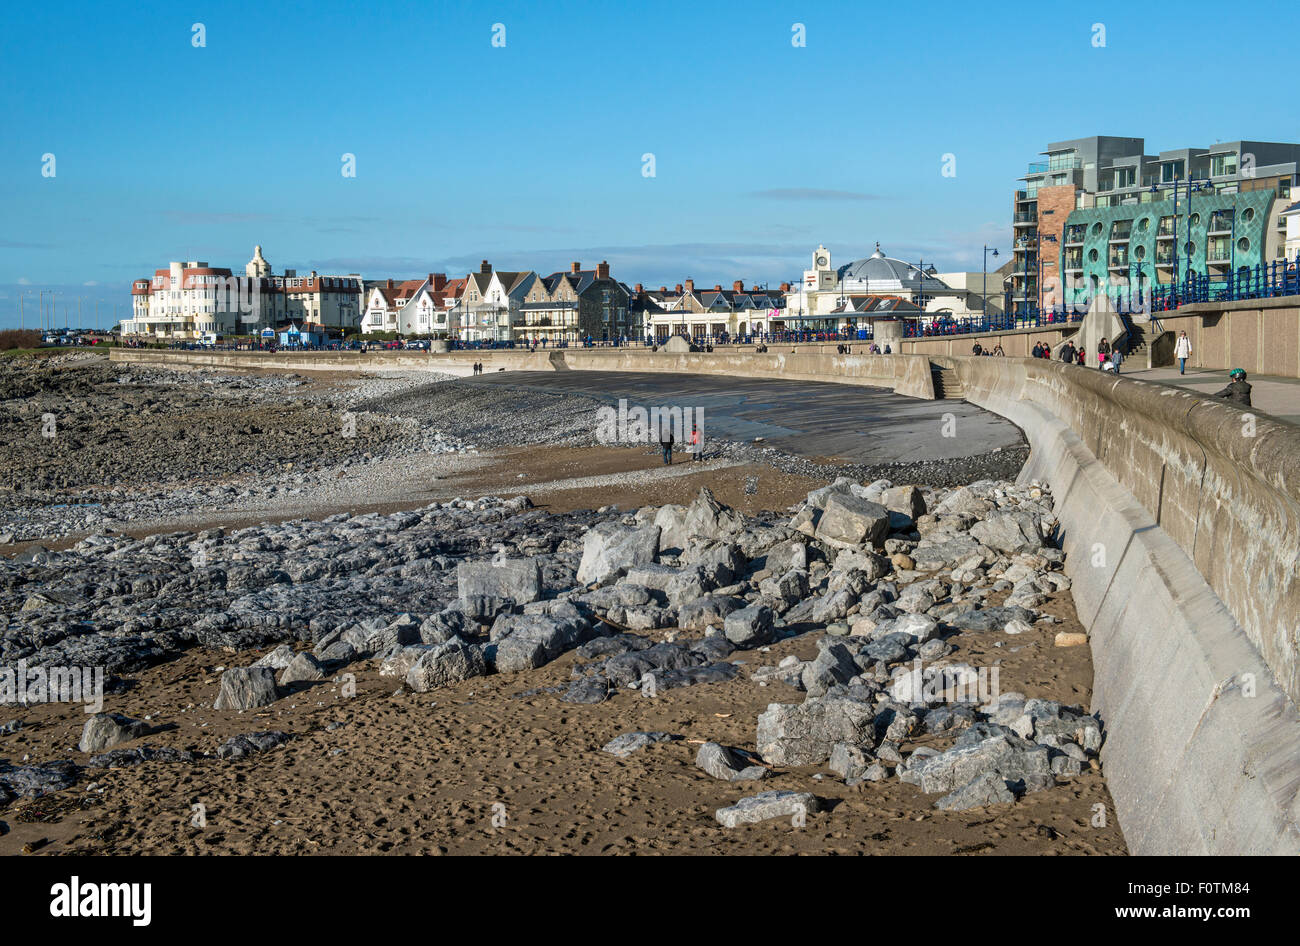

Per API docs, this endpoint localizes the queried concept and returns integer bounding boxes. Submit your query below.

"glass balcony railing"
[1014,211,1037,224]
[1026,162,1048,174]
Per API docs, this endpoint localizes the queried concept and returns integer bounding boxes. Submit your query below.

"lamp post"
[982,246,998,322]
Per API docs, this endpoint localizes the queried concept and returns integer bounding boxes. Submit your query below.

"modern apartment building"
[1011,136,1300,313]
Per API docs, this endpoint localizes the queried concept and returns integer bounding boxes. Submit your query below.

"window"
[1211,153,1237,177]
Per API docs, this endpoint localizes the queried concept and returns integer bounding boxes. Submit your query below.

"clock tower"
[804,244,835,290]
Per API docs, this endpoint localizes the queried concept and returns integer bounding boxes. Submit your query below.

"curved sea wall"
[949,355,1300,854]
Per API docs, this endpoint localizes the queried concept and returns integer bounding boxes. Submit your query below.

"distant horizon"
[4,0,1297,329]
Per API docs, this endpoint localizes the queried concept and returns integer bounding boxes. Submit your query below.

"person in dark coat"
[1214,369,1252,407]
[659,420,675,465]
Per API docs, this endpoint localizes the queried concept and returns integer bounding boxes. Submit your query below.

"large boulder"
[801,641,859,698]
[723,604,775,648]
[213,666,278,711]
[653,504,690,550]
[969,511,1045,555]
[576,522,661,586]
[683,487,744,541]
[715,791,818,827]
[756,697,876,766]
[881,485,928,521]
[901,733,1052,795]
[457,559,542,604]
[406,636,487,692]
[677,594,745,631]
[78,713,149,754]
[815,493,890,548]
[278,651,328,686]
[491,612,595,673]
[695,742,768,781]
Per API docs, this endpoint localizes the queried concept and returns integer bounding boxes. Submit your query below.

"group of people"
[657,422,703,465]
[969,343,1005,356]
[470,362,484,375]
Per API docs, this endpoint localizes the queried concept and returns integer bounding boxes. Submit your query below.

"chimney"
[779,282,791,292]
[684,279,694,293]
[432,273,447,290]
[386,279,395,290]
[571,261,582,274]
[660,285,668,293]
[733,280,744,292]
[634,283,643,293]
[675,284,683,293]
[596,260,609,279]
[480,260,491,273]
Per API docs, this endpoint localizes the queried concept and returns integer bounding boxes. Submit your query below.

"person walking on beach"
[659,419,675,465]
[1214,368,1252,407]
[689,422,702,462]
[1174,331,1192,374]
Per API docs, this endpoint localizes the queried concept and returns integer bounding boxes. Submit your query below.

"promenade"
[1127,366,1300,425]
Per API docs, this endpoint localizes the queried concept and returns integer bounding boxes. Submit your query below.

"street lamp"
[982,246,999,320]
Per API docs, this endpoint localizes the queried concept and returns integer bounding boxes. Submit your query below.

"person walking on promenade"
[1042,342,1051,359]
[1109,347,1123,374]
[1097,337,1111,368]
[1076,346,1086,366]
[1032,342,1044,358]
[1174,331,1192,374]
[1214,368,1252,407]
[659,420,675,465]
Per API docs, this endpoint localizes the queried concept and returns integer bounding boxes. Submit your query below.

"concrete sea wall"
[951,355,1300,854]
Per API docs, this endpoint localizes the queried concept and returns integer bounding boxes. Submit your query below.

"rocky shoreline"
[2,473,1107,837]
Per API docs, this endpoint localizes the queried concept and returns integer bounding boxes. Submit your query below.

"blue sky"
[2,0,1297,328]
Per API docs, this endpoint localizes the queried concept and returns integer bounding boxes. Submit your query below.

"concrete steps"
[931,365,965,399]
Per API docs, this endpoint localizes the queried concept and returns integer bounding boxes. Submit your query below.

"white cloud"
[17,277,32,285]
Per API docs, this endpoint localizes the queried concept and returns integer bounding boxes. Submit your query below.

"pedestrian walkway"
[1126,366,1300,425]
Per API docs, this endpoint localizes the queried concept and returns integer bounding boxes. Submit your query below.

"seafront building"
[780,244,993,334]
[636,280,786,341]
[518,261,632,344]
[123,246,362,339]
[1011,136,1300,314]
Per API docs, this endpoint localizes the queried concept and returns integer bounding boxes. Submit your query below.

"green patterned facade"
[1059,189,1276,307]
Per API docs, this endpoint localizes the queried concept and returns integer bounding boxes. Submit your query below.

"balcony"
[1207,214,1234,234]
[1025,161,1048,174]
[1013,211,1037,225]
[1108,252,1130,268]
